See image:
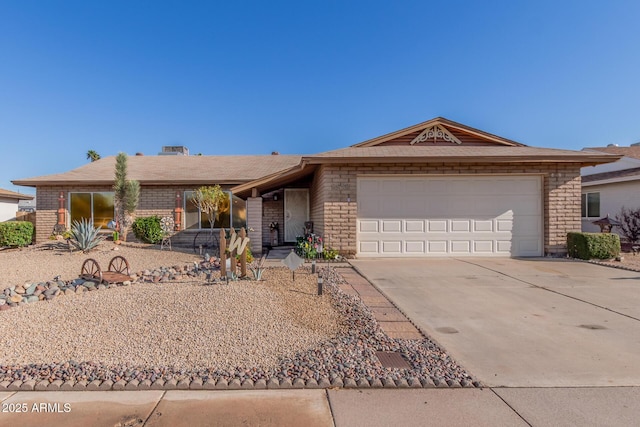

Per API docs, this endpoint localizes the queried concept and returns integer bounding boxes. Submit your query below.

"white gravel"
[0,265,344,371]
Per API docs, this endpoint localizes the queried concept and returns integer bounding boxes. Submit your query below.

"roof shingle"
[13,155,302,186]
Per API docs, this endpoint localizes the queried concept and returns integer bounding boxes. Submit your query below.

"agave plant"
[249,256,266,281]
[69,218,106,253]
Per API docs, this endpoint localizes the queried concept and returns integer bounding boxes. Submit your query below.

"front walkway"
[2,388,640,426]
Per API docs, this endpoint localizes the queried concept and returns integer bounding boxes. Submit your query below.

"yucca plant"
[69,218,106,253]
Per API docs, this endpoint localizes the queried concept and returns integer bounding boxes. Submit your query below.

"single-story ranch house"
[581,145,640,234]
[0,188,34,222]
[13,117,619,257]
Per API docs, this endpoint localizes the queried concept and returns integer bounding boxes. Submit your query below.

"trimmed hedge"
[567,232,620,260]
[0,221,34,247]
[132,216,163,244]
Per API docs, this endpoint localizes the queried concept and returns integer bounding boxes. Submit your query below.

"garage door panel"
[405,220,425,232]
[450,220,470,232]
[381,241,402,253]
[517,239,541,255]
[404,198,426,213]
[510,197,541,215]
[358,199,380,217]
[359,220,379,233]
[381,220,402,232]
[427,180,449,194]
[428,241,448,253]
[359,241,379,253]
[513,218,540,234]
[357,176,542,257]
[473,220,493,232]
[359,180,379,194]
[451,241,471,253]
[496,219,513,232]
[428,220,448,232]
[405,180,426,194]
[474,241,494,253]
[496,240,512,253]
[405,241,425,253]
[380,180,404,193]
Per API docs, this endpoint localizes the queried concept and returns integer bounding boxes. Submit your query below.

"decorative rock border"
[587,258,640,273]
[0,265,480,390]
[0,260,221,311]
[0,376,475,391]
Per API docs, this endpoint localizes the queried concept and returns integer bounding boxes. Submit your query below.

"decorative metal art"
[410,124,462,145]
[160,216,175,251]
[282,250,305,280]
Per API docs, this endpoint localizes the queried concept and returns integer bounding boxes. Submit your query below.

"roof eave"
[303,155,621,165]
[232,162,313,198]
[582,175,640,187]
[12,179,247,187]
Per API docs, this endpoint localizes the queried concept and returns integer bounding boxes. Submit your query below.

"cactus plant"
[69,218,106,253]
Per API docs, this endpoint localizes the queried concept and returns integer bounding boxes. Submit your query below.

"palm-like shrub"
[69,218,106,253]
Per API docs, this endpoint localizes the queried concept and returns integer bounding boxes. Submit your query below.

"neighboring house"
[581,145,640,234]
[0,188,34,222]
[18,198,36,212]
[13,117,618,257]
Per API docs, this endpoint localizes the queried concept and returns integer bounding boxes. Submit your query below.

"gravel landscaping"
[0,242,476,390]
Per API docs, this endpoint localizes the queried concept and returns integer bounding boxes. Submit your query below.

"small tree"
[86,150,101,162]
[113,152,140,241]
[615,206,640,243]
[191,185,228,231]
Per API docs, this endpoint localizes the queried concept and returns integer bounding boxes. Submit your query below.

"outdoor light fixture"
[317,276,323,296]
[273,194,279,201]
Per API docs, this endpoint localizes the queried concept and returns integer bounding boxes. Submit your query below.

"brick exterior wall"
[246,197,262,255]
[262,195,284,247]
[34,185,229,243]
[311,162,582,257]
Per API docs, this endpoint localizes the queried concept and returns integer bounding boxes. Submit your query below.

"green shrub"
[0,221,34,247]
[132,216,163,244]
[69,218,106,253]
[567,232,620,260]
[322,247,340,260]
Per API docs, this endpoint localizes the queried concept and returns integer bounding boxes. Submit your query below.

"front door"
[284,189,309,242]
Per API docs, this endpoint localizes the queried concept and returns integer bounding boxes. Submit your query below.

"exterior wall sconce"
[273,194,279,201]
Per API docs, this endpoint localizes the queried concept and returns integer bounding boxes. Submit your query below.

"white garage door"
[357,176,543,257]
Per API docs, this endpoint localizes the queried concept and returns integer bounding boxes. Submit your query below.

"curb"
[0,375,480,391]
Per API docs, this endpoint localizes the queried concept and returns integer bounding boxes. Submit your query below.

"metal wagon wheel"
[80,258,103,283]
[193,230,220,257]
[108,256,130,275]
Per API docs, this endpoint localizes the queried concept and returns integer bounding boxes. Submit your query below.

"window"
[184,191,246,230]
[581,192,600,218]
[69,192,115,229]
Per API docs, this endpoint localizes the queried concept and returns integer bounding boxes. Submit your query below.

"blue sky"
[2,1,639,195]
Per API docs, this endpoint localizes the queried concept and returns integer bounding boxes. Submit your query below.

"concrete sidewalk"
[2,388,639,427]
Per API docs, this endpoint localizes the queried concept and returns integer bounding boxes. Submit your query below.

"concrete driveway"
[351,258,640,387]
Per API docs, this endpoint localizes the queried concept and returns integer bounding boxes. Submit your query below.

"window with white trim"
[581,192,600,218]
